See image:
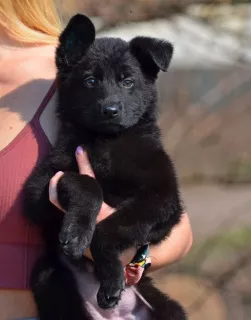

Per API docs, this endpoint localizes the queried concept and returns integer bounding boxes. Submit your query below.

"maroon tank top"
[0,82,56,289]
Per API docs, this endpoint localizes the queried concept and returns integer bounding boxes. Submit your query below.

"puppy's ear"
[56,14,95,73]
[130,37,173,77]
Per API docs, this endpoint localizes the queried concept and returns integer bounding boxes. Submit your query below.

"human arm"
[147,212,192,272]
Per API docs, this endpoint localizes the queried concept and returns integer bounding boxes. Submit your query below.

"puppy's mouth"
[95,121,124,134]
[93,106,124,132]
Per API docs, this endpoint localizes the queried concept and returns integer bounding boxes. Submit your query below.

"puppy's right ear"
[56,14,95,74]
[130,36,173,78]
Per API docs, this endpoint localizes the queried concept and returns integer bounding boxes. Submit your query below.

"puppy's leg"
[31,255,92,320]
[137,276,187,320]
[90,216,130,309]
[57,172,103,259]
[91,248,125,309]
[90,194,182,309]
[90,215,145,309]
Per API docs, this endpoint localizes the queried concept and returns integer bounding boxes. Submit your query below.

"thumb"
[75,146,95,178]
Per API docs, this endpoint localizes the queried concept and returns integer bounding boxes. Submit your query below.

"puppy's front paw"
[97,277,125,309]
[59,221,94,259]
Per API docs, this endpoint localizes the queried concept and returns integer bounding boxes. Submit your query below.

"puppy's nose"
[102,105,120,118]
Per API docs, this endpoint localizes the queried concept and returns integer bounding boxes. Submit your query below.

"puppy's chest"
[88,146,111,178]
[84,139,145,204]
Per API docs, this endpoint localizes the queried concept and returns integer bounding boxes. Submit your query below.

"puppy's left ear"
[130,37,173,77]
[56,14,95,75]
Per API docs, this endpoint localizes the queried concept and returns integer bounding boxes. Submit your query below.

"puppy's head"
[56,14,173,134]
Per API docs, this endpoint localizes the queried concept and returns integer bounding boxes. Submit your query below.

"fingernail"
[56,171,64,175]
[76,146,84,155]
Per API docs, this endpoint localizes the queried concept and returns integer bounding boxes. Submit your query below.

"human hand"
[49,146,136,265]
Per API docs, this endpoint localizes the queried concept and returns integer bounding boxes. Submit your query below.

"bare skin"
[0,28,192,319]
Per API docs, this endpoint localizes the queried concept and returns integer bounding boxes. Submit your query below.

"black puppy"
[24,14,187,320]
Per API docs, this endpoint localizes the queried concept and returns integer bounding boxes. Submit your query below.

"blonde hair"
[0,0,75,44]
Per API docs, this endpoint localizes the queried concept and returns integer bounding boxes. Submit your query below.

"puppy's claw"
[97,280,125,309]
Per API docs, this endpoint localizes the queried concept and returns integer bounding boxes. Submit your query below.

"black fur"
[24,14,187,319]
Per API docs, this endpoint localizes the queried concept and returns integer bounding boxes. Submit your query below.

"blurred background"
[63,1,251,319]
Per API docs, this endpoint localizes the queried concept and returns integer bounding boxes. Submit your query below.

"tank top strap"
[32,80,57,123]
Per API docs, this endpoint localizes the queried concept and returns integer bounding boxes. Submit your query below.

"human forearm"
[147,212,193,273]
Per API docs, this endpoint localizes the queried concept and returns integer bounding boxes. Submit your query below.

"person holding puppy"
[0,0,193,319]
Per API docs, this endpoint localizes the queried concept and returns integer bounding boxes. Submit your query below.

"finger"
[49,171,64,210]
[96,202,115,223]
[83,247,94,261]
[75,146,95,178]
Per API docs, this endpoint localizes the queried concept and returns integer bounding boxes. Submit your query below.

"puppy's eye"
[122,78,134,88]
[84,77,96,88]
